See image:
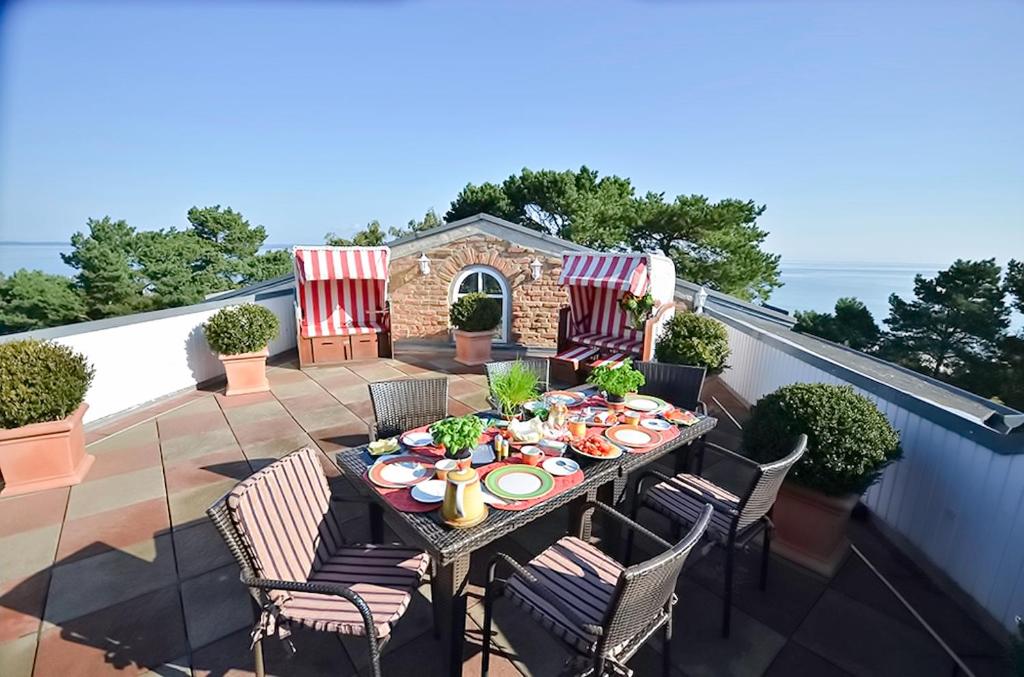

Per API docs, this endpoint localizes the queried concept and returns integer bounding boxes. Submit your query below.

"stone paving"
[0,350,1011,677]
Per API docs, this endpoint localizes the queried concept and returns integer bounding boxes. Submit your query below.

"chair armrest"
[695,400,708,416]
[703,442,760,470]
[488,552,603,637]
[240,574,379,638]
[577,501,673,551]
[367,420,379,443]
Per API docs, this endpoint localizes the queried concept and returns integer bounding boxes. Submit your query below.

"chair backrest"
[635,361,706,411]
[368,377,449,439]
[212,448,343,583]
[736,434,808,530]
[485,359,550,400]
[599,505,713,655]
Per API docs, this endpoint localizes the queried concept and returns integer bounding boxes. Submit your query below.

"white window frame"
[449,265,511,344]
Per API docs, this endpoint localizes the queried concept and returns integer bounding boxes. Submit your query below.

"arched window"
[450,265,511,343]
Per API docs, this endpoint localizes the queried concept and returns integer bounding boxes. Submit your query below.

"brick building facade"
[387,214,580,349]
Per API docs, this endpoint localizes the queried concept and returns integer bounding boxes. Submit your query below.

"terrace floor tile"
[191,626,357,677]
[325,382,373,404]
[56,496,170,564]
[157,410,231,440]
[0,525,62,585]
[160,428,240,466]
[45,533,177,625]
[167,479,239,527]
[35,584,187,677]
[286,403,361,431]
[65,466,166,521]
[86,420,160,452]
[215,390,277,409]
[86,441,163,482]
[0,633,38,677]
[180,564,252,650]
[219,399,292,426]
[0,572,49,643]
[763,641,854,676]
[0,487,68,538]
[307,422,371,452]
[164,448,251,494]
[172,520,236,581]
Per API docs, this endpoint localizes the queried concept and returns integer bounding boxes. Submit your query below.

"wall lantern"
[529,258,543,281]
[694,285,709,314]
[417,253,431,276]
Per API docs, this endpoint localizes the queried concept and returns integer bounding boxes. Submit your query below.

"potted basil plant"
[429,415,486,469]
[589,359,646,411]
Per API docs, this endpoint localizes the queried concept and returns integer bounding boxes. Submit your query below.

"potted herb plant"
[589,358,646,411]
[450,292,501,366]
[0,340,96,496]
[744,383,902,576]
[429,415,486,469]
[654,312,730,371]
[204,304,280,396]
[489,361,540,420]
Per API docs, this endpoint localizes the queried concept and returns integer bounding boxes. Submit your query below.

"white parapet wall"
[0,284,297,424]
[709,305,1024,632]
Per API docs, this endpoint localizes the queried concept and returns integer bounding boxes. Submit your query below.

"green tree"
[635,193,780,301]
[186,205,267,288]
[62,217,147,319]
[0,270,87,333]
[325,220,389,246]
[242,248,293,284]
[392,208,442,238]
[794,297,880,351]
[1005,259,1024,314]
[881,259,1010,378]
[445,166,781,298]
[135,229,219,307]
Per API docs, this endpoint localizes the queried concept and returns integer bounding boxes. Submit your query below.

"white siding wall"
[24,293,296,424]
[718,317,1024,630]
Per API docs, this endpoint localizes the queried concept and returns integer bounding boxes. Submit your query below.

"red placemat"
[478,456,585,511]
[360,454,441,513]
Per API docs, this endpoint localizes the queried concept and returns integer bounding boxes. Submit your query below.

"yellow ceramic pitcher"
[441,466,487,528]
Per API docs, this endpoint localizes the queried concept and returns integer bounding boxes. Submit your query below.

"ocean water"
[0,242,963,322]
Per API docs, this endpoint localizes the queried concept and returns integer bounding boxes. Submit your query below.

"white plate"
[640,419,673,431]
[608,427,657,447]
[496,472,544,495]
[402,431,435,447]
[624,396,663,412]
[379,460,432,485]
[543,457,580,476]
[410,479,446,503]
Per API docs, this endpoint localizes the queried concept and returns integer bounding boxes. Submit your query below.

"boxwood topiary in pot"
[654,312,730,371]
[0,340,96,495]
[204,304,280,396]
[450,292,501,366]
[743,382,902,575]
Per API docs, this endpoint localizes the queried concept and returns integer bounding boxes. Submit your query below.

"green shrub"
[204,304,280,356]
[0,340,94,429]
[1011,616,1024,677]
[589,358,646,398]
[430,415,486,457]
[450,293,501,333]
[744,383,902,496]
[490,362,540,418]
[655,312,730,371]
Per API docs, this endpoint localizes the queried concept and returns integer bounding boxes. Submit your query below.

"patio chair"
[481,501,712,677]
[627,435,807,637]
[634,361,707,415]
[207,447,434,677]
[484,358,550,409]
[367,376,448,440]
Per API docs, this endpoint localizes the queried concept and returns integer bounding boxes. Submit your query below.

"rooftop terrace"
[0,350,1010,677]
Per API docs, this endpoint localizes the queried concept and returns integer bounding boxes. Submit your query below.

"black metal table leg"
[434,555,471,677]
[369,502,384,543]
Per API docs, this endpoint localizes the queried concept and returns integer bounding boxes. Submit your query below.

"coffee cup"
[521,446,543,467]
[623,412,641,426]
[434,459,457,480]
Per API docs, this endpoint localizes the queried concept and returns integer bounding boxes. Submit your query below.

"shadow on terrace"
[0,352,1011,677]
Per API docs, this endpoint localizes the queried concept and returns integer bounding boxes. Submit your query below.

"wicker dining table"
[333,386,717,677]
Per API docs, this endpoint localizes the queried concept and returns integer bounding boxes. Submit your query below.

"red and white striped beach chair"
[556,252,677,368]
[293,246,392,366]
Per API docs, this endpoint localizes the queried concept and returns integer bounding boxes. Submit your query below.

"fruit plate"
[570,437,624,460]
[483,465,555,501]
[367,455,435,489]
[606,424,662,448]
[623,394,668,413]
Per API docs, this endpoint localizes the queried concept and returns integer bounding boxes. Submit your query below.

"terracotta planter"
[771,482,859,577]
[220,347,270,396]
[0,403,94,497]
[453,329,493,366]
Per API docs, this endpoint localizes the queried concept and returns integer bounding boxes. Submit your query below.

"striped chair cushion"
[505,536,623,653]
[590,352,627,369]
[226,448,343,585]
[279,545,430,638]
[554,345,600,367]
[645,474,740,541]
[571,331,643,355]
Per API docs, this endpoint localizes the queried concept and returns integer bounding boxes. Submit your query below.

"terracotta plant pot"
[449,449,473,470]
[453,329,493,366]
[220,347,270,396]
[0,403,94,497]
[771,482,859,577]
[605,393,626,412]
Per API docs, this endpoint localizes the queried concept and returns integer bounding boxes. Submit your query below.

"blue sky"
[0,0,1021,265]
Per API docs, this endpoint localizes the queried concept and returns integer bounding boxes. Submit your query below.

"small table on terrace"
[333,389,717,677]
